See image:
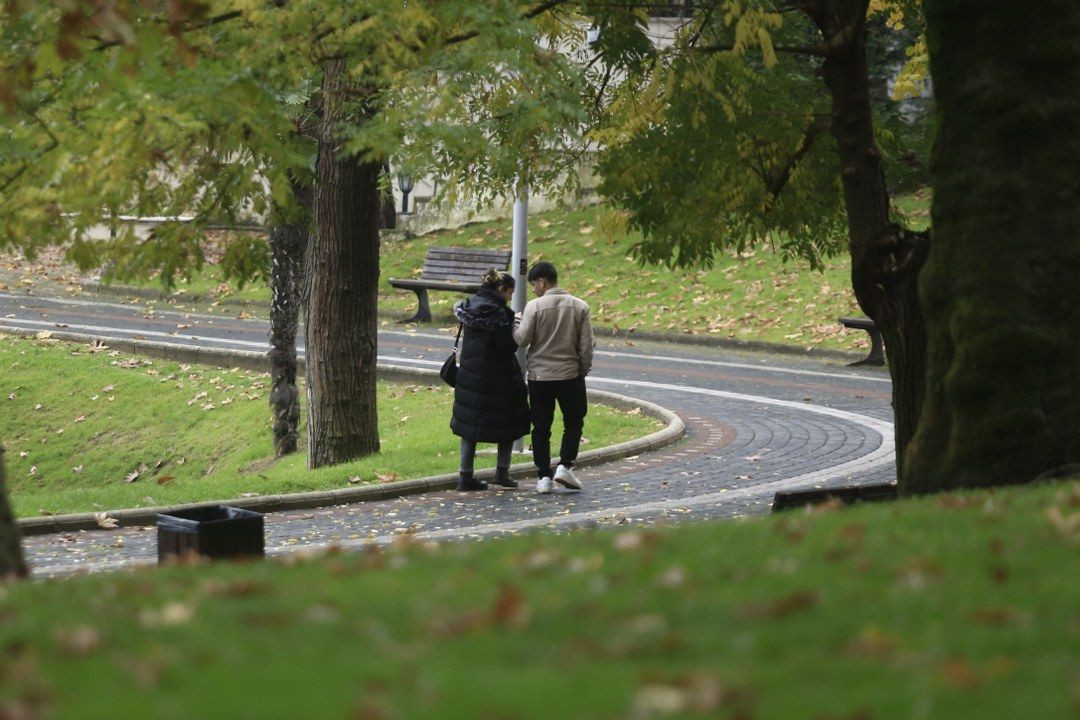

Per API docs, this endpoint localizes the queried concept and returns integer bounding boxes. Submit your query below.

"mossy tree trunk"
[268,180,312,456]
[304,58,381,468]
[0,448,28,578]
[807,0,930,474]
[903,0,1080,492]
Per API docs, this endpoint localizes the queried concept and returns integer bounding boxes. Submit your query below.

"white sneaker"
[536,477,553,494]
[554,464,582,490]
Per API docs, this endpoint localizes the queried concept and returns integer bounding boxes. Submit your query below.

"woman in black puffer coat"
[451,269,530,490]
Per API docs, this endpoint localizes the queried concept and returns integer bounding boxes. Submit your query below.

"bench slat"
[390,279,478,292]
[427,251,510,264]
[423,259,503,269]
[428,246,510,257]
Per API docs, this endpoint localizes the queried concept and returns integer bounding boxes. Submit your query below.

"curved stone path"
[0,290,895,577]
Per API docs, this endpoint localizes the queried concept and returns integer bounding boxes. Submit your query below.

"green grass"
[4,192,934,353]
[2,478,1076,718]
[0,335,661,517]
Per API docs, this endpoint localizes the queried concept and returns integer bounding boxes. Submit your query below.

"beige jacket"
[513,287,594,381]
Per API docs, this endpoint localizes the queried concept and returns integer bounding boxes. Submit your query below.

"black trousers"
[528,376,587,479]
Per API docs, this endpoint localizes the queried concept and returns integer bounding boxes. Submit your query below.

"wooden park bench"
[838,315,885,366]
[388,246,511,323]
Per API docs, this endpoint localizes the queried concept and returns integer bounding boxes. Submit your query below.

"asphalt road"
[0,289,895,576]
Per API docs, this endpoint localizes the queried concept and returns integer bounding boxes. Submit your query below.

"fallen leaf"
[347,476,363,484]
[740,590,819,619]
[124,463,147,483]
[94,512,118,529]
[375,471,400,483]
[969,606,1023,626]
[74,415,86,422]
[102,384,115,393]
[1046,505,1080,544]
[72,465,83,474]
[490,583,530,629]
[657,565,688,588]
[156,475,176,485]
[847,626,900,660]
[53,626,102,657]
[34,330,53,339]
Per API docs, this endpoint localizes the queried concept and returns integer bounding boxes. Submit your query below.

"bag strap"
[453,323,463,349]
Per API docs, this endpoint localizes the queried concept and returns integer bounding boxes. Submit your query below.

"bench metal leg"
[398,288,432,324]
[849,325,886,366]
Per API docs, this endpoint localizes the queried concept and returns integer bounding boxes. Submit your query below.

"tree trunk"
[0,447,28,578]
[379,161,397,230]
[811,0,930,476]
[902,0,1080,492]
[268,181,312,456]
[304,58,381,468]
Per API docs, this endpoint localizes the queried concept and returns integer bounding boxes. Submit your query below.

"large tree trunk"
[0,448,28,578]
[902,0,1080,492]
[304,58,381,468]
[268,181,312,456]
[810,0,929,476]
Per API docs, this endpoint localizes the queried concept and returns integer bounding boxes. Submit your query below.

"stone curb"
[69,281,869,363]
[9,329,684,536]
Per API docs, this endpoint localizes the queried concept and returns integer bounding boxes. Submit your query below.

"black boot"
[491,467,518,489]
[457,472,487,491]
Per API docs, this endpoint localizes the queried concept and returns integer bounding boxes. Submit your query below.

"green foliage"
[1,1,594,286]
[218,233,271,289]
[592,1,930,269]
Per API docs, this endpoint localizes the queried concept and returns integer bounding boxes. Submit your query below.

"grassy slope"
[1,192,932,352]
[1,478,1076,719]
[0,335,660,517]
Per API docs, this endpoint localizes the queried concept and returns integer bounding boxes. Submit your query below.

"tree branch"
[765,114,831,198]
[696,41,831,57]
[92,8,246,52]
[445,0,567,46]
[0,110,59,193]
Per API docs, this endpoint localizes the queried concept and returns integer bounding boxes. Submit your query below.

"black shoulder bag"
[439,323,463,387]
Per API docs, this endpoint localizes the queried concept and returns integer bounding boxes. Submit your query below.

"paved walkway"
[0,290,895,577]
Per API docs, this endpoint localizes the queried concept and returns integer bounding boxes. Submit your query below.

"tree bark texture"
[267,182,311,456]
[902,0,1080,492]
[808,0,929,475]
[0,448,28,578]
[379,161,397,230]
[304,58,381,468]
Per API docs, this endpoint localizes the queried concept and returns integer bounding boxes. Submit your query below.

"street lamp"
[397,173,413,214]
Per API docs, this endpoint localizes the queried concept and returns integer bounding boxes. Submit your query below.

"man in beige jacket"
[513,261,594,493]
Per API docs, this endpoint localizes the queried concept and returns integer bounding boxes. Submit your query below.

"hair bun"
[481,268,500,286]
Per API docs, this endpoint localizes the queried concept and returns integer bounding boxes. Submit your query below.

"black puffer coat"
[450,288,530,442]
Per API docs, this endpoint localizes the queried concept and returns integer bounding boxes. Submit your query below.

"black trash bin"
[157,505,265,562]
